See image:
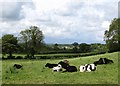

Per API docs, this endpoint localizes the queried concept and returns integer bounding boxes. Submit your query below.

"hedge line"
[35,51,106,59]
[2,51,106,60]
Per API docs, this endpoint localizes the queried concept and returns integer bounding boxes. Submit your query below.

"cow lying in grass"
[58,60,77,72]
[93,58,113,65]
[58,61,69,69]
[45,63,58,68]
[63,65,77,72]
[52,64,62,72]
[80,64,96,72]
[13,64,23,69]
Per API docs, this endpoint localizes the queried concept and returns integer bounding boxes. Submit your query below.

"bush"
[2,56,5,60]
[4,51,106,60]
[16,56,23,59]
[7,56,15,59]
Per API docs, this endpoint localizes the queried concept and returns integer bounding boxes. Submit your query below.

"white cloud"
[0,0,119,43]
[32,0,70,12]
[0,2,20,21]
[101,21,110,30]
[118,1,120,18]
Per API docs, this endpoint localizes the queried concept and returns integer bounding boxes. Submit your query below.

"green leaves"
[104,18,120,52]
[2,34,18,58]
[19,26,44,58]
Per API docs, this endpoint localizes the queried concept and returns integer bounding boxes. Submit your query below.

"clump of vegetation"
[6,66,20,74]
[104,18,120,52]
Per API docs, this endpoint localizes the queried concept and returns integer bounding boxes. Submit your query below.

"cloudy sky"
[0,0,119,44]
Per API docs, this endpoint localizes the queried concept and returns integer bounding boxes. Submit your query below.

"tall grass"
[2,52,118,84]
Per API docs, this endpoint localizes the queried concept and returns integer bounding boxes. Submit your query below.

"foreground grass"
[2,52,118,84]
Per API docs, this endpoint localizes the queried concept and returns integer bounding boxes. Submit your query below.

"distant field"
[2,52,118,84]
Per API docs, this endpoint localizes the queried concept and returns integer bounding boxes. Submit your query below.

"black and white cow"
[80,64,96,72]
[93,58,113,65]
[58,60,77,72]
[58,61,69,69]
[52,64,62,72]
[45,63,58,68]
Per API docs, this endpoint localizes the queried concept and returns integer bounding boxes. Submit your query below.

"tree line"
[1,18,120,59]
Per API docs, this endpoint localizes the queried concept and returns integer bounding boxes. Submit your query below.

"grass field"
[2,52,118,84]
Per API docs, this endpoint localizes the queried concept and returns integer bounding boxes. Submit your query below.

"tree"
[72,42,79,53]
[90,43,107,52]
[54,43,59,50]
[0,38,2,53]
[19,26,44,58]
[2,34,18,59]
[79,43,91,53]
[104,18,120,52]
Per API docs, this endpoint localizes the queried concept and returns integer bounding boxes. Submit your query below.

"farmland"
[2,52,118,84]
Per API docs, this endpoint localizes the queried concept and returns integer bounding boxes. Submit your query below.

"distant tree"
[79,43,91,53]
[0,38,2,53]
[72,42,79,46]
[72,42,79,53]
[19,26,44,58]
[90,43,107,52]
[104,18,120,52]
[54,43,59,50]
[63,47,66,50]
[2,34,18,59]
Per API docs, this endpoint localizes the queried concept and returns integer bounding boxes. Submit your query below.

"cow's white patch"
[80,65,86,72]
[52,64,62,72]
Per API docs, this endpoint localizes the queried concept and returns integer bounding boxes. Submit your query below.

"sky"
[0,0,119,44]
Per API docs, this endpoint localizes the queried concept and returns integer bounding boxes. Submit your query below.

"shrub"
[7,56,15,59]
[24,55,36,59]
[16,56,23,59]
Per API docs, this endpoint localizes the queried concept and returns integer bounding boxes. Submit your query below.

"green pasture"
[2,52,118,84]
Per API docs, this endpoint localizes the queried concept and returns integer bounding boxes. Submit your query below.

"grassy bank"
[2,52,118,84]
